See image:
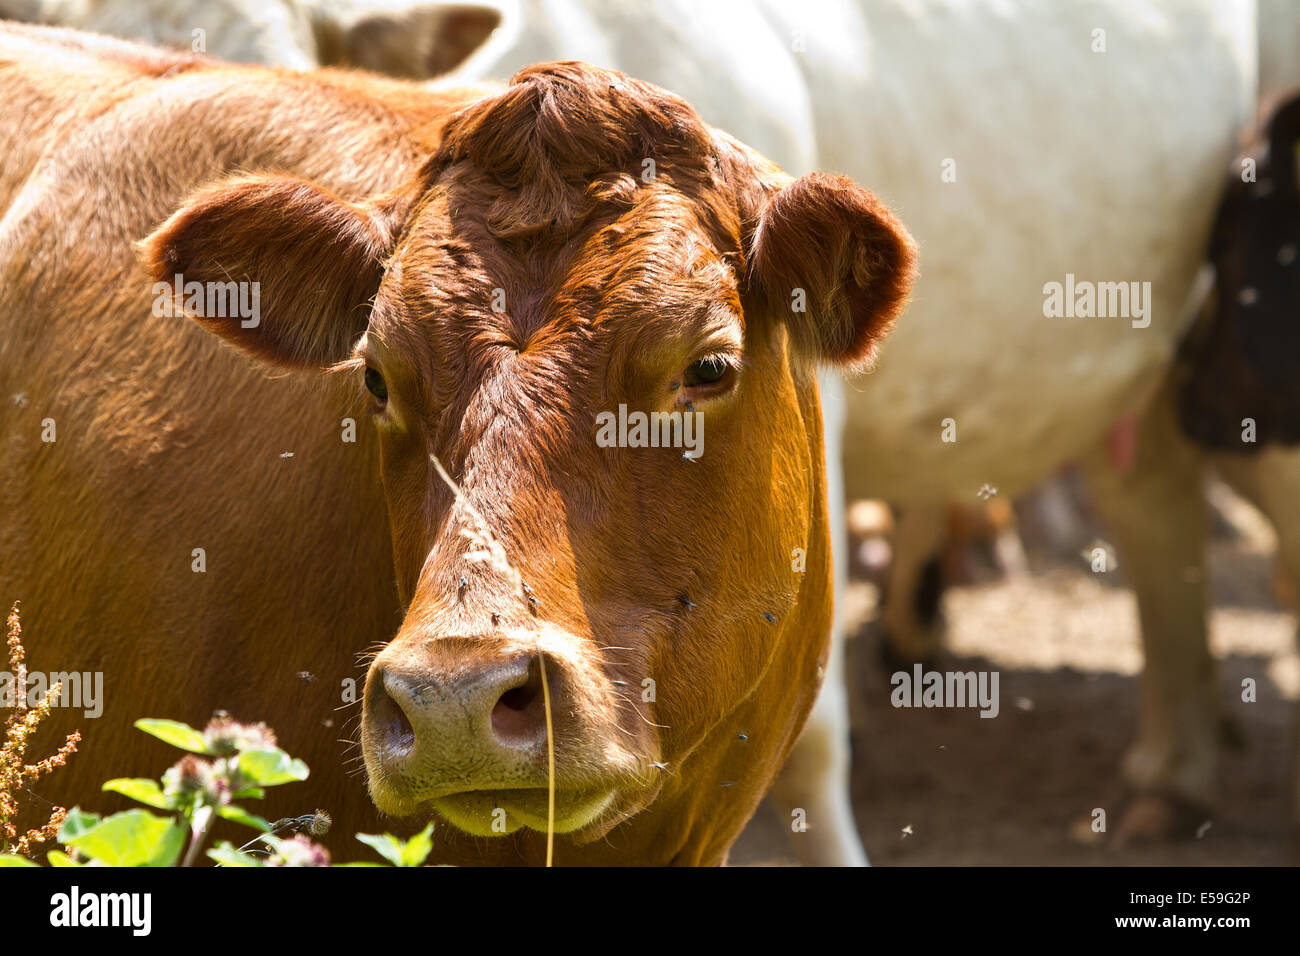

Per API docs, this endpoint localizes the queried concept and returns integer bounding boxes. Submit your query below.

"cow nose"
[368,653,549,765]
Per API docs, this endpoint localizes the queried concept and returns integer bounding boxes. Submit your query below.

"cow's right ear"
[140,175,411,369]
[746,172,917,370]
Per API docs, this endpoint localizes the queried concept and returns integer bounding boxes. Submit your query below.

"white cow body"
[4,0,317,65]
[771,1,1254,502]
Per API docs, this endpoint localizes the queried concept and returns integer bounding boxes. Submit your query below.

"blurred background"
[732,473,1299,865]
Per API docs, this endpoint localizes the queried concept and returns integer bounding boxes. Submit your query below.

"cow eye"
[364,367,388,402]
[684,356,730,387]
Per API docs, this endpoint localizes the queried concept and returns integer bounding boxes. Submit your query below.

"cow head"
[141,62,915,864]
[1179,92,1300,449]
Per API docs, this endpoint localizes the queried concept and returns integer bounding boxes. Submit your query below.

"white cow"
[449,0,1283,860]
[0,0,499,75]
[779,1,1268,849]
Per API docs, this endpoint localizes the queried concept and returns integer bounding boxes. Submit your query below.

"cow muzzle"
[361,628,653,836]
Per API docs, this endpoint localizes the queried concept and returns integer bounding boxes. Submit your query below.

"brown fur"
[1,24,914,865]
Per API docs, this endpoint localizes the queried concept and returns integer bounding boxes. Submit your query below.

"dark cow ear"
[140,175,409,369]
[748,173,917,369]
[312,3,501,79]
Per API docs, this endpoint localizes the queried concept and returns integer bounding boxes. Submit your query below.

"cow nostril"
[491,664,546,746]
[371,674,416,758]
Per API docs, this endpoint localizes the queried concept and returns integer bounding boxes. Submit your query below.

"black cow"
[1178,94,1300,450]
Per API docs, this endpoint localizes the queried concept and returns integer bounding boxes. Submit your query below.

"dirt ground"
[730,480,1299,866]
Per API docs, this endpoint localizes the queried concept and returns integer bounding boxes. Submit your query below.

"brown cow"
[0,22,914,865]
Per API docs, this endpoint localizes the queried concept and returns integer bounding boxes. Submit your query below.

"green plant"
[0,712,433,867]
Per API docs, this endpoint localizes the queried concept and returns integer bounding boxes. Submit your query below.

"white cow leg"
[1210,446,1300,838]
[1212,446,1300,603]
[880,505,948,664]
[1079,381,1217,841]
[768,370,869,867]
[769,627,868,866]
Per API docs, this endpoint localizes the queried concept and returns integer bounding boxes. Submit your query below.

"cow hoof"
[1114,793,1211,845]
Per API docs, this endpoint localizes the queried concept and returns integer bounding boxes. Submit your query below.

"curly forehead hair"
[425,61,730,241]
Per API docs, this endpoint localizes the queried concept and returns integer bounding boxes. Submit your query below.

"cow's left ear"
[140,174,413,369]
[748,172,917,369]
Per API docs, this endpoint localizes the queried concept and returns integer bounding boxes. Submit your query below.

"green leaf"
[46,851,83,867]
[0,854,40,867]
[230,787,265,800]
[103,778,172,810]
[216,805,272,832]
[206,842,263,867]
[57,807,101,842]
[64,809,186,867]
[398,823,435,866]
[355,832,403,866]
[356,823,434,867]
[235,748,309,787]
[134,718,210,754]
